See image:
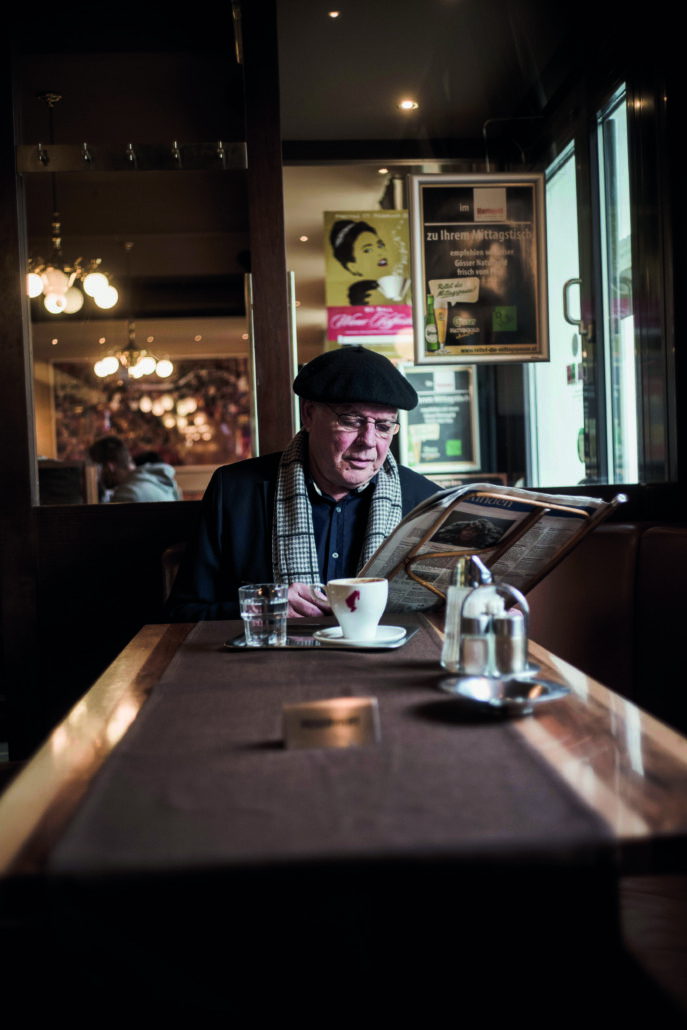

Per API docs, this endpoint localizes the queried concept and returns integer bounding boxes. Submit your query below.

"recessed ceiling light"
[299,235,309,242]
[194,335,202,342]
[328,11,340,17]
[378,167,389,174]
[398,99,419,111]
[98,337,106,345]
[51,337,58,346]
[241,332,249,340]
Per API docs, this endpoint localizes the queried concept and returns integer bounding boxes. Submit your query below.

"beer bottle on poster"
[424,294,438,352]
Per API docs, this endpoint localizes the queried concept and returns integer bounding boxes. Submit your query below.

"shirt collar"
[307,471,377,500]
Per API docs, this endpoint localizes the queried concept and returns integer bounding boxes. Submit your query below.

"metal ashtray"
[438,675,570,716]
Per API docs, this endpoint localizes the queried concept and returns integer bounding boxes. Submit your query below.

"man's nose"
[356,420,378,446]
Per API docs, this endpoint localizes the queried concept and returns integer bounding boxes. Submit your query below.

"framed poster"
[324,210,413,345]
[409,174,548,364]
[399,364,480,474]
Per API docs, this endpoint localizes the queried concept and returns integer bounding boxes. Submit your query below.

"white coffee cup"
[325,577,389,641]
[377,274,407,302]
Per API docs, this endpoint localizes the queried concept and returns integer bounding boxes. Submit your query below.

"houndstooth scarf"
[272,428,402,584]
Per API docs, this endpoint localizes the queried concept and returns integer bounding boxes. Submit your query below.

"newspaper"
[361,483,622,612]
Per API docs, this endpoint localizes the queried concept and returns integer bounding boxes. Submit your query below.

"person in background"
[167,345,439,621]
[89,435,182,503]
[133,449,163,466]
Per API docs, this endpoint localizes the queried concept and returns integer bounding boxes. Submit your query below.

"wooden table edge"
[0,622,193,876]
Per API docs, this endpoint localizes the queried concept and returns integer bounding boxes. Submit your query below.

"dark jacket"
[167,452,438,621]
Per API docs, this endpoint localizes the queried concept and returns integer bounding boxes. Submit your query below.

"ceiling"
[277,0,571,143]
[14,1,577,364]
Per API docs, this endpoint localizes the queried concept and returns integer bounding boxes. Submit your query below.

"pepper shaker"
[493,611,527,675]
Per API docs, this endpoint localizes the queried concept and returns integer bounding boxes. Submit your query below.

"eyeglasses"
[323,404,400,438]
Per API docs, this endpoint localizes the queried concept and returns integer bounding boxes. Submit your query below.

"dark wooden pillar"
[241,0,295,454]
[0,53,41,758]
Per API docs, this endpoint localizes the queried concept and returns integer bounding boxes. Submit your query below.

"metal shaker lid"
[451,554,493,588]
[460,613,491,635]
[492,612,526,637]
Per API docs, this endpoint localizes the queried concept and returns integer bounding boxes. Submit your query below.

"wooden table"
[2,617,687,877]
[2,616,686,1021]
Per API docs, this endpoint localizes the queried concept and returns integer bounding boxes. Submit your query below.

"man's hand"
[287,583,332,617]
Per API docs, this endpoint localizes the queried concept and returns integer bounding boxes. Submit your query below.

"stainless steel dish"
[438,674,570,716]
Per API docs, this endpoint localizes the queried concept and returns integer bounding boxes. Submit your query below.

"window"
[528,83,649,488]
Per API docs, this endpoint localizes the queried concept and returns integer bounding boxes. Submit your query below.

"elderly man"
[167,346,438,621]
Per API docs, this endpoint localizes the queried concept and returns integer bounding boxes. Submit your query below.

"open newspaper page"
[361,483,609,612]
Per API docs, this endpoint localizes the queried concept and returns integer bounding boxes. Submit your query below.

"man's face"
[301,400,399,501]
[98,460,132,491]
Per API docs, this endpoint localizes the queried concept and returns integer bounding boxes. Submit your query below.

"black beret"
[293,345,418,410]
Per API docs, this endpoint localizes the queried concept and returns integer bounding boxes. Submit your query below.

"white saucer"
[313,625,406,647]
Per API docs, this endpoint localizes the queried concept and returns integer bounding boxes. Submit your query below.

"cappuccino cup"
[325,577,388,641]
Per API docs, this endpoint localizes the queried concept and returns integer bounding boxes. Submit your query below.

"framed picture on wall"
[399,364,480,474]
[409,173,548,364]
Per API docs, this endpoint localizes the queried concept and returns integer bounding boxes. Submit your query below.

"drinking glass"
[238,583,288,647]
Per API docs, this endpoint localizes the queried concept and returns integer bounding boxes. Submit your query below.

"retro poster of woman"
[324,210,412,345]
[409,174,548,364]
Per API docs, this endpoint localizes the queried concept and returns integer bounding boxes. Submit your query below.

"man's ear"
[300,399,315,431]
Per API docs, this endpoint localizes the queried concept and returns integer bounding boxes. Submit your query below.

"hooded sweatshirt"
[111,462,182,503]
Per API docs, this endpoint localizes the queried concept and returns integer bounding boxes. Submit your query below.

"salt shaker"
[459,614,492,675]
[493,611,527,675]
[441,556,491,673]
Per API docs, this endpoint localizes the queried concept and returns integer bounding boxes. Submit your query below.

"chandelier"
[93,243,174,380]
[94,322,174,380]
[26,92,118,315]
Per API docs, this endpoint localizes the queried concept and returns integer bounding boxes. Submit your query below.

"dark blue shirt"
[307,475,376,581]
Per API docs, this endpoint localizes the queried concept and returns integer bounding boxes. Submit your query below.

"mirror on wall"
[15,43,251,504]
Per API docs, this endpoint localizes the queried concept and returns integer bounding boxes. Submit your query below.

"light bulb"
[63,286,84,314]
[155,359,174,378]
[95,356,119,377]
[83,272,108,298]
[27,272,43,298]
[138,355,157,376]
[138,395,153,413]
[94,284,119,310]
[44,292,67,314]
